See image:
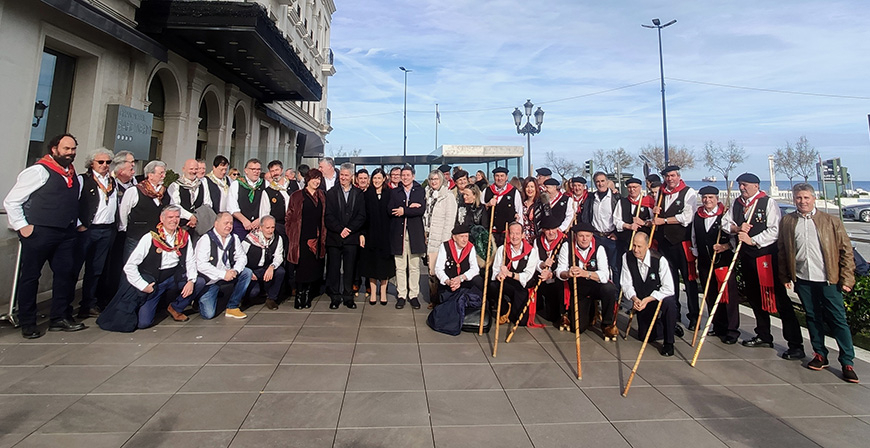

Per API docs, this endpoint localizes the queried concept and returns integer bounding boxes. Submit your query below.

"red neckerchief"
[36,155,75,188]
[697,202,725,218]
[628,194,655,208]
[507,240,533,262]
[137,181,165,200]
[448,239,473,276]
[92,171,115,204]
[739,191,766,209]
[662,179,687,196]
[150,223,189,256]
[571,191,587,213]
[489,183,514,199]
[574,238,597,266]
[447,178,455,189]
[548,191,563,207]
[540,231,565,253]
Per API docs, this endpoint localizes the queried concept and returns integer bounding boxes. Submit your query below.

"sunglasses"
[95,160,111,165]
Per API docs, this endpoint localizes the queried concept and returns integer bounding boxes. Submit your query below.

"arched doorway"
[197,89,222,162]
[147,76,165,161]
[146,67,181,168]
[230,103,248,169]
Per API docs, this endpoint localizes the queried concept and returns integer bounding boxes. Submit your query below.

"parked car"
[843,203,870,223]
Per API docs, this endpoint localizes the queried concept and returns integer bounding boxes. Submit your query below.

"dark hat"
[736,172,760,184]
[646,174,661,183]
[624,177,642,186]
[452,223,470,235]
[571,176,587,184]
[571,222,596,234]
[535,167,552,176]
[539,214,562,230]
[492,167,509,174]
[699,185,719,196]
[543,178,560,186]
[661,165,680,175]
[438,164,451,173]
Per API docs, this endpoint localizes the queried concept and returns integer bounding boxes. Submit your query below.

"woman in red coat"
[286,169,327,309]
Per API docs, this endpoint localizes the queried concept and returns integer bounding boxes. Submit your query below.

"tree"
[703,140,746,186]
[545,150,581,180]
[793,136,819,183]
[638,144,695,172]
[328,145,362,158]
[774,143,800,188]
[593,148,635,174]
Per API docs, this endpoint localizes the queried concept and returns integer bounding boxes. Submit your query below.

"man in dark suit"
[388,165,426,309]
[325,162,367,309]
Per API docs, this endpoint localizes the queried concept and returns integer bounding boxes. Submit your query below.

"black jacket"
[580,190,621,227]
[388,181,426,255]
[325,184,366,246]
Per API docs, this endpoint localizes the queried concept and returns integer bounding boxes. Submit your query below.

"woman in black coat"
[360,168,396,305]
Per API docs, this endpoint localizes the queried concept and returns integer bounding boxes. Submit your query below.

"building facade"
[0,0,335,298]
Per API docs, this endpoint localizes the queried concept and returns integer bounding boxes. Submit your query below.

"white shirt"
[620,251,675,301]
[195,231,247,284]
[591,191,616,233]
[118,182,164,232]
[613,196,642,233]
[662,186,698,226]
[4,164,80,231]
[241,235,285,270]
[555,241,610,284]
[434,242,480,285]
[227,176,262,215]
[167,179,213,220]
[479,184,525,225]
[322,172,337,191]
[206,175,230,212]
[124,232,197,291]
[259,183,291,219]
[721,192,781,249]
[794,208,827,282]
[76,172,117,225]
[690,208,734,258]
[490,243,539,286]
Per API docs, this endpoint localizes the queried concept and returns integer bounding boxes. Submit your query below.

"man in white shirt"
[241,215,285,310]
[168,159,213,232]
[620,232,678,356]
[434,223,482,297]
[489,222,539,325]
[481,167,524,247]
[118,160,171,257]
[318,157,338,192]
[205,155,231,213]
[580,172,621,283]
[195,212,253,319]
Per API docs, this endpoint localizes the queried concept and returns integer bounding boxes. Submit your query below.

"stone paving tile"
[130,342,222,366]
[357,326,417,344]
[162,325,243,343]
[293,326,359,344]
[92,365,199,394]
[795,382,870,415]
[783,416,870,446]
[492,362,578,389]
[37,394,171,434]
[431,425,533,448]
[242,392,344,430]
[4,365,124,394]
[422,364,502,391]
[507,388,607,424]
[231,429,336,447]
[427,390,519,426]
[304,312,363,327]
[419,343,488,364]
[585,387,690,421]
[141,392,259,431]
[280,343,355,364]
[525,422,631,448]
[698,417,821,448]
[352,342,421,364]
[52,342,156,366]
[123,430,235,448]
[179,365,276,392]
[613,420,727,448]
[207,343,290,365]
[0,343,78,365]
[346,364,424,391]
[265,364,350,392]
[656,385,772,419]
[338,391,430,428]
[15,432,134,448]
[0,394,82,434]
[334,427,434,448]
[693,358,785,385]
[92,326,180,344]
[634,359,721,386]
[229,326,300,343]
[727,384,848,417]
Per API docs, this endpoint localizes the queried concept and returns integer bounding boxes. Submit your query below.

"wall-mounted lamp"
[32,100,47,128]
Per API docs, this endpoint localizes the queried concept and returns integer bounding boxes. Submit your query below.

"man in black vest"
[389,165,426,310]
[228,158,264,238]
[205,155,231,213]
[580,171,622,284]
[261,160,293,295]
[74,148,118,318]
[651,165,699,334]
[568,176,588,220]
[723,173,805,359]
[168,159,213,233]
[489,222,539,325]
[119,160,170,258]
[542,178,573,232]
[242,215,285,310]
[692,186,740,344]
[620,232,678,356]
[532,215,568,328]
[481,167,523,247]
[195,212,253,319]
[433,223,483,297]
[535,167,553,189]
[4,133,87,338]
[326,162,367,309]
[557,222,620,339]
[613,178,653,286]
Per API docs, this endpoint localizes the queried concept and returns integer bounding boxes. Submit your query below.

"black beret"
[646,174,661,183]
[624,177,642,186]
[539,214,562,230]
[736,172,760,184]
[699,186,719,196]
[492,167,509,174]
[571,176,587,184]
[571,222,596,234]
[661,165,680,175]
[543,178,560,186]
[438,164,451,173]
[535,167,552,176]
[452,223,470,235]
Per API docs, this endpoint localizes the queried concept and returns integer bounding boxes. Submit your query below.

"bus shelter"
[334,145,525,181]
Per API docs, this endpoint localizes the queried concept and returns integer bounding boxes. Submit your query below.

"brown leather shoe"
[602,324,618,341]
[265,299,279,310]
[167,305,189,322]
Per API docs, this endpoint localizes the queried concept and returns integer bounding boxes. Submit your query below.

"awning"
[137,0,322,102]
[259,104,325,158]
[39,0,167,61]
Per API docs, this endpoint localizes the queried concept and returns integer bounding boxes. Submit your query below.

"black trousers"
[73,225,116,312]
[248,265,287,301]
[537,280,565,326]
[487,277,528,323]
[16,225,78,326]
[698,258,740,339]
[566,280,619,332]
[659,239,699,323]
[739,254,803,349]
[97,230,127,309]
[326,244,359,301]
[635,295,678,345]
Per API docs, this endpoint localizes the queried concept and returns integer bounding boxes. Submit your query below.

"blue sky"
[324,0,870,180]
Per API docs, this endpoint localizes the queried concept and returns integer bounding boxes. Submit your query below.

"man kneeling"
[427,224,484,335]
[242,215,285,310]
[489,222,539,325]
[195,212,253,319]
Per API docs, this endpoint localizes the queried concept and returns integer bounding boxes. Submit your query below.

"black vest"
[206,176,230,213]
[23,164,80,228]
[128,187,171,240]
[572,242,603,273]
[535,236,564,273]
[139,236,189,284]
[658,188,691,245]
[732,196,774,257]
[545,194,570,226]
[246,236,280,269]
[626,250,664,299]
[177,183,205,213]
[236,180,264,221]
[78,172,116,227]
[616,197,652,243]
[506,246,531,273]
[442,241,472,277]
[692,212,732,268]
[483,186,518,233]
[207,232,237,268]
[264,187,287,225]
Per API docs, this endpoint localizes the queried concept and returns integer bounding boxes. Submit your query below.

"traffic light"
[584,160,593,176]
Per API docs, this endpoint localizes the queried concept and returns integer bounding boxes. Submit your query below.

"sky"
[324,0,870,180]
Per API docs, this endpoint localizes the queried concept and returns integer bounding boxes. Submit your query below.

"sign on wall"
[103,104,153,160]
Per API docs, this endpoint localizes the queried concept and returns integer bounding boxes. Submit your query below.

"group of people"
[4,134,859,383]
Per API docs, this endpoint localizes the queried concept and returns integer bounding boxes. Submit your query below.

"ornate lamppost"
[512,99,544,177]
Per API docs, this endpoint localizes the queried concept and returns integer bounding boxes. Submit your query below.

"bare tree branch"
[793,135,819,183]
[638,145,695,172]
[703,140,746,184]
[774,143,800,188]
[545,150,581,180]
[328,145,362,158]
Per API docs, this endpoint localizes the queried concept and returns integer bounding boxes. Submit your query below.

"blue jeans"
[198,268,253,319]
[138,276,206,329]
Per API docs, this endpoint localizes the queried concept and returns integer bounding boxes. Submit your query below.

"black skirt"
[358,247,396,280]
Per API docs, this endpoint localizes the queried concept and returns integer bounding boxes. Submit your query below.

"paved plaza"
[1,294,870,448]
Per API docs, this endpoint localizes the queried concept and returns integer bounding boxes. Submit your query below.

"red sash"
[524,288,546,328]
[739,191,767,210]
[714,266,730,304]
[681,240,698,281]
[448,239,473,277]
[36,155,75,188]
[757,254,777,313]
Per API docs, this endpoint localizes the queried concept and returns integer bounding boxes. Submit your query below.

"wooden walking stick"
[623,297,663,397]
[478,204,498,335]
[692,181,734,347]
[691,199,759,367]
[623,189,664,339]
[492,224,510,357]
[612,192,646,338]
[506,236,566,343]
[570,229,582,379]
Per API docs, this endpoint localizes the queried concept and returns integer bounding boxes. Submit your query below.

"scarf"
[176,175,201,190]
[548,191,563,207]
[573,238,597,268]
[662,179,688,196]
[507,240,533,262]
[540,231,564,253]
[488,183,514,199]
[137,180,165,200]
[698,202,726,218]
[207,172,230,194]
[570,191,587,204]
[237,176,263,203]
[628,194,655,208]
[448,239,474,276]
[246,229,275,249]
[738,191,767,210]
[268,179,288,192]
[150,223,188,256]
[91,170,115,204]
[36,154,75,188]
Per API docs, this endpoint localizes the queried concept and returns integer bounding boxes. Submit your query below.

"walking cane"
[613,193,645,338]
[623,297,663,397]
[479,204,498,335]
[492,224,509,357]
[691,199,759,367]
[623,190,664,339]
[506,236,566,343]
[570,228,582,379]
[1,241,22,327]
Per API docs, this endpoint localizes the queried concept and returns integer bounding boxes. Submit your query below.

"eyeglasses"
[95,160,110,165]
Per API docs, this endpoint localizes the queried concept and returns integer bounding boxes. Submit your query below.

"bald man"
[168,159,213,231]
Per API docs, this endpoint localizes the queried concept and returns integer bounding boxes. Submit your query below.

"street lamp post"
[399,66,412,157]
[512,99,544,177]
[642,18,676,166]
